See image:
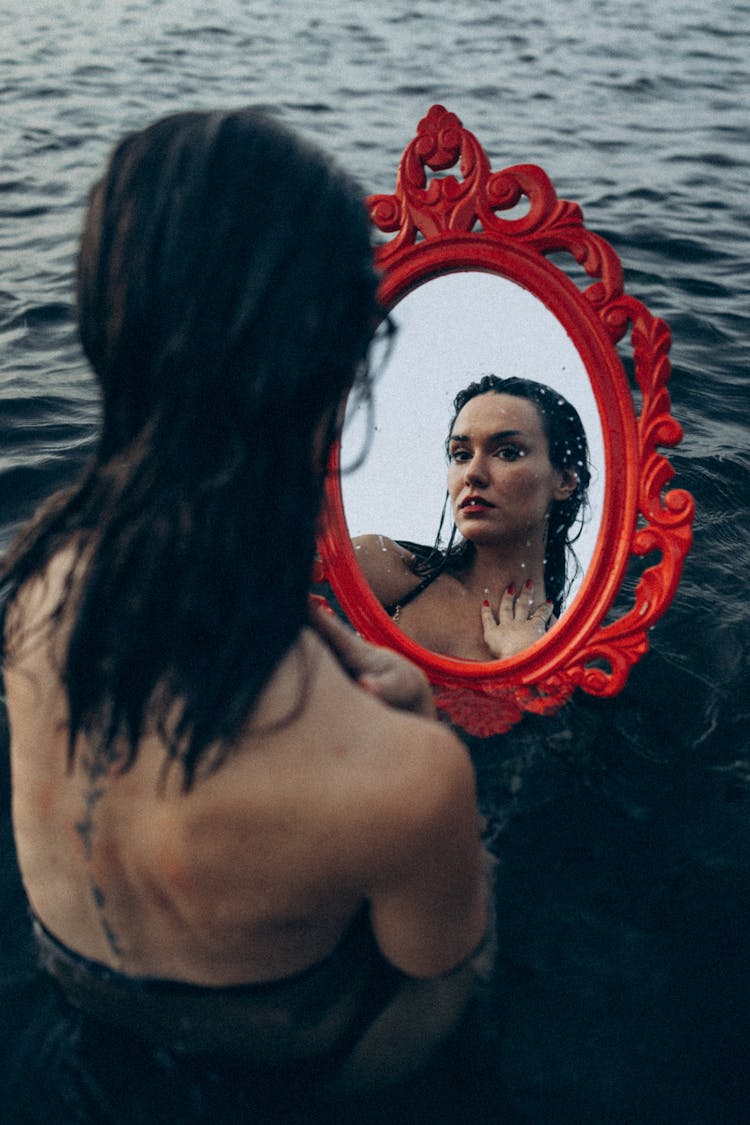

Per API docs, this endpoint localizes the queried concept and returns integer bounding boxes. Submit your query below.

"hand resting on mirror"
[310,599,437,718]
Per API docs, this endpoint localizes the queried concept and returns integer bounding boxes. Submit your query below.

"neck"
[457,540,547,602]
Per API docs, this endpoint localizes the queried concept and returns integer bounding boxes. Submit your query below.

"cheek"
[495,463,533,491]
[446,465,462,499]
[506,465,556,508]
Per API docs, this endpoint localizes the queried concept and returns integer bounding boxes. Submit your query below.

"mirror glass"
[341,271,605,615]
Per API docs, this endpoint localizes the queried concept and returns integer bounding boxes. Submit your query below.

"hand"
[480,580,554,660]
[309,601,436,719]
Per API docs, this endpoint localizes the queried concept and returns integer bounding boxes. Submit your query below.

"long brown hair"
[2,109,380,789]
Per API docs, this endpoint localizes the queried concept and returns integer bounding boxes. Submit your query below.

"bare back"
[6,549,487,987]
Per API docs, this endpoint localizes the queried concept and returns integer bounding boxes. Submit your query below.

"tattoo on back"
[74,752,124,962]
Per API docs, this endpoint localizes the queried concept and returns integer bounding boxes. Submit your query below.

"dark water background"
[1,0,749,1120]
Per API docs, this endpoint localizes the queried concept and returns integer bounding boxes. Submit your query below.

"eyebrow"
[448,429,524,443]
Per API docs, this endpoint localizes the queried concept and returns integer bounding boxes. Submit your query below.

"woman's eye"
[495,446,524,461]
[450,449,470,462]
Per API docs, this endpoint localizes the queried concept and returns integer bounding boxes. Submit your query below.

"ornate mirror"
[316,105,695,736]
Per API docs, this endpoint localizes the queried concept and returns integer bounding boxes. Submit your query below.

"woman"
[355,375,591,661]
[1,110,489,1114]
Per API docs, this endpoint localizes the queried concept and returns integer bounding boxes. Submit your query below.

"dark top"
[32,907,402,1063]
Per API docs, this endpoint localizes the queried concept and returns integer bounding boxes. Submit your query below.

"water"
[1,0,749,1119]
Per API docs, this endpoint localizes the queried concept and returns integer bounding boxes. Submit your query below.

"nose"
[464,453,489,487]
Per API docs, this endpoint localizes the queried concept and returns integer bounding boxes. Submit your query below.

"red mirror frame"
[316,105,695,736]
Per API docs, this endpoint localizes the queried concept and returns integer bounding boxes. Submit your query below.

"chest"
[393,577,491,661]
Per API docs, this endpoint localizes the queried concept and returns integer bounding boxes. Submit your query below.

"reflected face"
[447,393,571,548]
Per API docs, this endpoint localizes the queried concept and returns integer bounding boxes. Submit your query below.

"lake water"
[1,0,749,1120]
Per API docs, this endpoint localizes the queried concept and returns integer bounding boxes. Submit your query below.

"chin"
[457,522,501,546]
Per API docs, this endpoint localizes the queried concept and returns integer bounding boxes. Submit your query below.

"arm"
[351,534,422,609]
[311,602,489,977]
[365,724,489,979]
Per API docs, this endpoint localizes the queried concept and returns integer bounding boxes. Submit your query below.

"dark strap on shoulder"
[383,541,444,617]
[384,571,440,617]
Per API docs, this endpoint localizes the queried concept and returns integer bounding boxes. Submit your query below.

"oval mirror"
[341,271,606,612]
[316,105,695,736]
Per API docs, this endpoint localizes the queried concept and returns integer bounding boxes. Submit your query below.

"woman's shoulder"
[294,627,462,765]
[352,534,415,565]
[351,535,444,608]
[393,540,445,574]
[4,539,84,657]
[218,627,471,872]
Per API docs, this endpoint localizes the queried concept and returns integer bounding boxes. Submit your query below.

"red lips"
[460,495,495,510]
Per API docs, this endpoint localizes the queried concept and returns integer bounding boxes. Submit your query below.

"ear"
[552,468,578,502]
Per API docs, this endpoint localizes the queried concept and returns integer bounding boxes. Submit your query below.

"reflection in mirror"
[342,273,605,659]
[319,104,693,731]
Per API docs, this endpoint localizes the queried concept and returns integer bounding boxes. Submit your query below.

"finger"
[480,600,499,644]
[497,584,517,622]
[311,602,434,715]
[521,578,535,613]
[360,664,436,718]
[360,665,421,702]
[309,602,373,676]
[308,593,335,615]
[531,600,555,626]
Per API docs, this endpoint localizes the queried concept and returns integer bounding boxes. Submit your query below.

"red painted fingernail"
[483,599,490,607]
[507,584,515,595]
[309,594,335,615]
[525,579,533,590]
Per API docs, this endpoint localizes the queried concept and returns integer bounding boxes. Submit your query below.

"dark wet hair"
[1,108,380,789]
[436,374,591,617]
